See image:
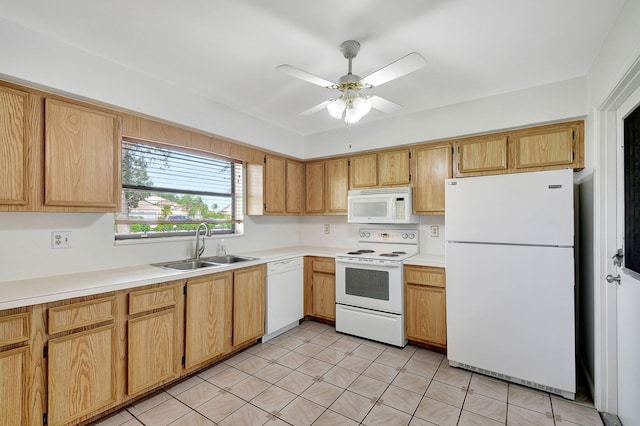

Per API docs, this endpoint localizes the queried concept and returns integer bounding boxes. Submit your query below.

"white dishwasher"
[263,257,304,341]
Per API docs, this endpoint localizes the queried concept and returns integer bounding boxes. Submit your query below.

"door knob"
[606,274,621,284]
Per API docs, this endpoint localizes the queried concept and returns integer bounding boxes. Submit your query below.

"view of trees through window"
[116,140,243,240]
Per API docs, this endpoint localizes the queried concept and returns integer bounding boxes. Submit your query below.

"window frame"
[115,138,244,241]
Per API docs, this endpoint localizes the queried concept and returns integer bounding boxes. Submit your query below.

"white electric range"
[335,227,418,347]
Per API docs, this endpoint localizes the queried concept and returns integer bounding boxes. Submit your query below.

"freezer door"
[446,242,575,396]
[445,169,574,246]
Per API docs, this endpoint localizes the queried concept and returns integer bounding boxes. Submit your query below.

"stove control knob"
[365,232,370,237]
[360,232,365,238]
[409,233,415,239]
[402,233,408,239]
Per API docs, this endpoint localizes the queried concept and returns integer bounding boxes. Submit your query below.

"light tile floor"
[93,321,603,426]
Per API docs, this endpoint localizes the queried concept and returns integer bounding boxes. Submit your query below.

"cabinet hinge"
[181,355,186,366]
[572,152,575,161]
[263,156,266,164]
[572,129,575,140]
[263,203,266,209]
[408,151,412,159]
[43,345,48,358]
[409,173,412,182]
[43,413,48,425]
[452,146,455,155]
[183,285,187,295]
[348,160,351,167]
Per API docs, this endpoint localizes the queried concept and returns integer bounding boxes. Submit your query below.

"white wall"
[0,17,304,158]
[304,77,587,158]
[0,213,301,282]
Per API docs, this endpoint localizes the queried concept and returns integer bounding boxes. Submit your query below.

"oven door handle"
[335,259,402,268]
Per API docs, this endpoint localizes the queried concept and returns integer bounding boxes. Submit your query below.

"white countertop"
[0,246,445,310]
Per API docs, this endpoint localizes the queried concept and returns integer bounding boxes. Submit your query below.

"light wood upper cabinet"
[184,272,232,370]
[378,149,411,186]
[350,153,378,188]
[0,86,30,206]
[305,160,325,214]
[326,157,349,213]
[232,265,265,347]
[455,135,508,176]
[44,98,121,208]
[413,144,452,214]
[404,265,446,348]
[264,155,286,214]
[512,124,577,169]
[286,159,304,214]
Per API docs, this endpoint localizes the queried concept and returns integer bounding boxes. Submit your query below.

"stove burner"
[392,251,407,254]
[347,251,363,255]
[357,249,375,253]
[379,253,400,257]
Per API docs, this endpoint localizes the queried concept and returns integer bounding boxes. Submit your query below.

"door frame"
[594,54,640,414]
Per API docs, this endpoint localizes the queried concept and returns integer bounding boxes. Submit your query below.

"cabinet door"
[286,159,304,214]
[0,86,29,205]
[48,324,117,426]
[0,346,29,426]
[456,136,508,176]
[305,161,325,213]
[44,99,120,208]
[512,125,575,169]
[350,153,377,188]
[326,157,349,213]
[185,273,232,369]
[233,266,265,346]
[405,284,447,347]
[264,155,286,213]
[379,149,410,186]
[128,309,179,394]
[311,273,335,320]
[413,144,452,214]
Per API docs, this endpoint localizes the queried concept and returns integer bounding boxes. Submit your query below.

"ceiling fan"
[277,40,426,124]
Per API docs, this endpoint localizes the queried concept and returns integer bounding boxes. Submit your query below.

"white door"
[614,85,640,425]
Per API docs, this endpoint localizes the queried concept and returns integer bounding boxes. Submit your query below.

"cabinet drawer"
[0,313,30,346]
[312,258,335,274]
[405,266,445,288]
[129,284,179,315]
[48,296,116,334]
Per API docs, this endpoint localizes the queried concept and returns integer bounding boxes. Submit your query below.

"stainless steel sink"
[201,255,255,264]
[153,255,256,270]
[155,259,221,270]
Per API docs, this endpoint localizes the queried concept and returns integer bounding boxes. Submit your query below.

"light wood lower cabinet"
[233,265,265,347]
[304,257,336,321]
[47,324,117,426]
[127,284,182,395]
[0,310,31,426]
[184,272,232,370]
[404,265,447,349]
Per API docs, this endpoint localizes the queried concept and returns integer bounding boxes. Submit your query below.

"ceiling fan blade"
[276,64,336,88]
[300,100,331,116]
[370,95,402,114]
[362,52,426,87]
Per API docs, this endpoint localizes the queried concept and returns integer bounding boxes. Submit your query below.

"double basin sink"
[154,255,256,271]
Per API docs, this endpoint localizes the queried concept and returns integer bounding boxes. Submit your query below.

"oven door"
[335,258,403,314]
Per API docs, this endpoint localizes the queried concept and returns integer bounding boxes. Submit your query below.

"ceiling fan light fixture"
[327,98,346,119]
[352,96,372,116]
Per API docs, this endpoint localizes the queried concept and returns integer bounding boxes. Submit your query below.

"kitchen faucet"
[194,223,209,259]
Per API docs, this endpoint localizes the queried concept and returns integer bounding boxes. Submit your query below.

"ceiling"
[0,0,625,136]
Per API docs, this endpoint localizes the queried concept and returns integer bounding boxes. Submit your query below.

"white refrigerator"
[445,169,576,399]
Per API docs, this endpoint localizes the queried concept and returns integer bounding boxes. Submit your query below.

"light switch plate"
[51,231,73,249]
[429,225,439,237]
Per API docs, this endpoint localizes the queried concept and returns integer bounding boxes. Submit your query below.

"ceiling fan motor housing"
[340,40,361,59]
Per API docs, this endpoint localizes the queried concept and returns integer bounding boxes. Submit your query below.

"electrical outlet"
[429,225,439,237]
[51,231,73,249]
[324,224,330,234]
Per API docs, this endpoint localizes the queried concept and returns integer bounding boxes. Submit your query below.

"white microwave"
[347,187,418,224]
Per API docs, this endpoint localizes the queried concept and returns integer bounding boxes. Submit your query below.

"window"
[115,139,243,240]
